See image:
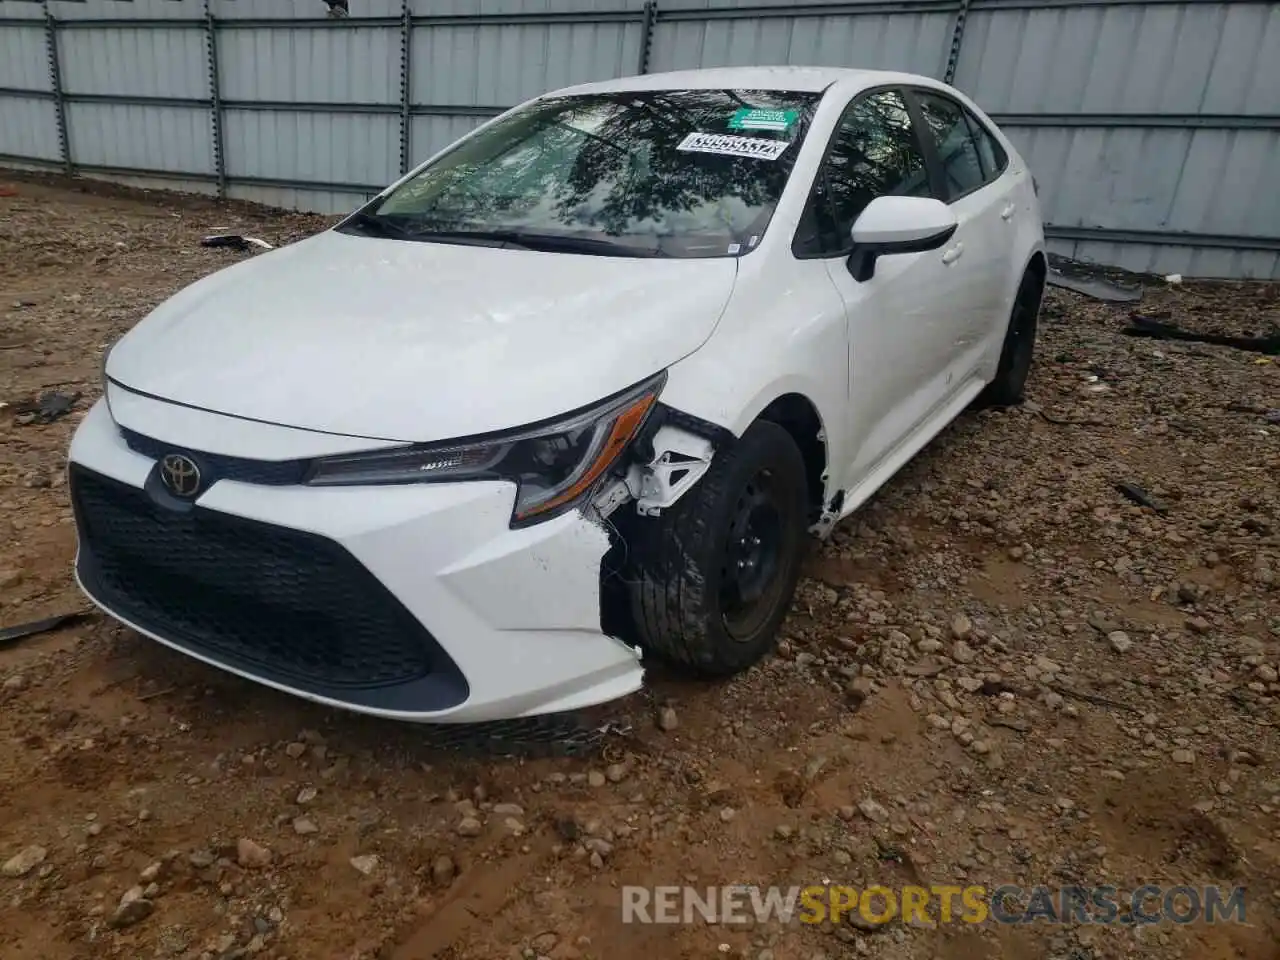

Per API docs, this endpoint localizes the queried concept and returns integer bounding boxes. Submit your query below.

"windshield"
[339,88,822,258]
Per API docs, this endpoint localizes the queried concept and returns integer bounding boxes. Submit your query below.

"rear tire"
[979,267,1043,407]
[624,420,808,677]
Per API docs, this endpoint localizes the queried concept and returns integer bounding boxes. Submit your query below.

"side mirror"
[847,196,958,282]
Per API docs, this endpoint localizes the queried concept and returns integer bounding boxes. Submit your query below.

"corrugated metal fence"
[1,0,1277,279]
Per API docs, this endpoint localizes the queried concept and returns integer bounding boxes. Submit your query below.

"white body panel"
[107,231,737,442]
[652,70,1045,512]
[70,66,1045,722]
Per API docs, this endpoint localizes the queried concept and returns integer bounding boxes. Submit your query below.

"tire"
[979,267,1044,407]
[624,419,809,677]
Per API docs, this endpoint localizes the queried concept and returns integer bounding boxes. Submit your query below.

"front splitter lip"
[73,564,646,725]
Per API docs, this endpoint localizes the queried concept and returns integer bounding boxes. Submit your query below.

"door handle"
[1001,203,1016,220]
[941,243,964,265]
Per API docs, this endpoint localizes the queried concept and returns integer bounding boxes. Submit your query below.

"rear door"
[967,104,1039,344]
[904,87,1016,379]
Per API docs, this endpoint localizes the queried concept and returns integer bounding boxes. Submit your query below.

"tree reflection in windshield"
[359,89,821,258]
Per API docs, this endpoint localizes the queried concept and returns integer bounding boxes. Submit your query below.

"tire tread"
[625,420,806,675]
[979,267,1044,408]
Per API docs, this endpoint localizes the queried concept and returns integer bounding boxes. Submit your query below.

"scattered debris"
[8,390,81,424]
[1115,481,1169,515]
[1124,313,1280,355]
[0,612,92,648]
[136,686,176,702]
[200,233,275,252]
[1046,259,1143,303]
[1048,684,1142,714]
[1032,406,1106,427]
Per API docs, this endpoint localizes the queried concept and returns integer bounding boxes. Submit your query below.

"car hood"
[107,230,738,442]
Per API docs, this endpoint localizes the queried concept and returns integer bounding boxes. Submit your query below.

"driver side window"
[794,89,932,258]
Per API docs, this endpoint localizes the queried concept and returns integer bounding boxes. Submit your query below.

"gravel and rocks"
[349,854,379,876]
[109,885,154,929]
[235,838,272,869]
[1,845,47,878]
[0,173,1277,960]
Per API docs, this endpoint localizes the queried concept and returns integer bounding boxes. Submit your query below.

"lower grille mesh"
[71,466,446,692]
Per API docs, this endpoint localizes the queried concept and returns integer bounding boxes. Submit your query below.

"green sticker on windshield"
[728,107,798,132]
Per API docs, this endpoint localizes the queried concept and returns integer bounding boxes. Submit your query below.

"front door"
[791,88,975,487]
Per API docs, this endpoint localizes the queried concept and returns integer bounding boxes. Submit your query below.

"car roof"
[552,66,934,97]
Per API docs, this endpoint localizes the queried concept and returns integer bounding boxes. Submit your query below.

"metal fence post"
[204,1,227,197]
[400,0,412,175]
[637,1,656,75]
[42,1,71,174]
[943,0,971,85]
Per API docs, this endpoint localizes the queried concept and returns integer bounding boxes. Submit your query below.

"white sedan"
[68,66,1044,723]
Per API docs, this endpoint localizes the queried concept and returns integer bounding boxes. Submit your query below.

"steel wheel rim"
[719,468,787,641]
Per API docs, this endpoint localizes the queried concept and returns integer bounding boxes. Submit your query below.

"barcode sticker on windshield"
[676,132,791,161]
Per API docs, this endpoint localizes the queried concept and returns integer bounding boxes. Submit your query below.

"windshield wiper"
[338,217,517,249]
[341,217,663,257]
[393,228,527,249]
[435,229,662,258]
[338,209,416,240]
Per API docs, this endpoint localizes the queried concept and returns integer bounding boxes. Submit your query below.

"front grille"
[120,427,309,486]
[71,466,467,709]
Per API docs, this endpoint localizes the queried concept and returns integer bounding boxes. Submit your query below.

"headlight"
[306,372,665,526]
[102,335,122,420]
[101,335,121,385]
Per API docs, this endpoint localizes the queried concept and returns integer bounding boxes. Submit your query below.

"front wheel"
[979,267,1043,407]
[624,420,809,677]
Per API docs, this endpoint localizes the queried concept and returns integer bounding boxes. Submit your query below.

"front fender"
[658,260,849,503]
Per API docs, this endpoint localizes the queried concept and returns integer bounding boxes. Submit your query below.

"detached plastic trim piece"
[0,612,92,648]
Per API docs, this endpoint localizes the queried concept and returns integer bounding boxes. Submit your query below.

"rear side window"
[913,91,987,200]
[965,111,1008,181]
[794,89,932,257]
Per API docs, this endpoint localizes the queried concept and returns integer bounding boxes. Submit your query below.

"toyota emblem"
[160,453,202,498]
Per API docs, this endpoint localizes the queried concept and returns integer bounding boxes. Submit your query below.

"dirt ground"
[0,172,1278,960]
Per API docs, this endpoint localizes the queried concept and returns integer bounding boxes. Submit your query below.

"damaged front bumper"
[592,404,731,522]
[68,398,645,723]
